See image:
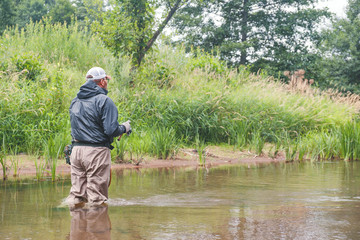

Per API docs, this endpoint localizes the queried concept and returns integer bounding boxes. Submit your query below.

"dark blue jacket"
[70,80,125,148]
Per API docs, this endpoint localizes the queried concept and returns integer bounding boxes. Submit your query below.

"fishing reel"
[64,144,73,165]
[127,128,132,136]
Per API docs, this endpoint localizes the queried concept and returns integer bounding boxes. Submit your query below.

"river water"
[1,162,360,240]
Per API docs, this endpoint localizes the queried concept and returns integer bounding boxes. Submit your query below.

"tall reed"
[195,136,207,166]
[113,135,128,162]
[280,131,298,162]
[0,153,5,180]
[9,146,20,177]
[232,120,252,151]
[124,131,151,164]
[1,135,7,180]
[43,134,66,181]
[34,152,47,181]
[250,131,265,156]
[338,121,360,161]
[297,136,307,161]
[151,127,177,159]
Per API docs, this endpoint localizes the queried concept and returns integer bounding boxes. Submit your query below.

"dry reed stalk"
[323,89,360,111]
[284,69,315,95]
[284,69,360,112]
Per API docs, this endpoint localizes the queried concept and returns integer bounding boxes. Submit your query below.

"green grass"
[151,127,177,159]
[250,131,265,156]
[338,121,360,161]
[9,146,20,177]
[1,135,8,180]
[43,137,61,181]
[34,152,47,181]
[113,135,129,163]
[0,153,6,180]
[195,136,207,166]
[127,131,151,163]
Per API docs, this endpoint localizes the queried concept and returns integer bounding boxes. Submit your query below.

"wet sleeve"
[101,97,126,138]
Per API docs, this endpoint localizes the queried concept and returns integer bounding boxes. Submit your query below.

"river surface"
[1,162,360,240]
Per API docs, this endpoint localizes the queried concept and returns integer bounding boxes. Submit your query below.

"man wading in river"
[66,67,131,208]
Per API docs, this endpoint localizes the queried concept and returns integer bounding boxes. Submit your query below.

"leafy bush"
[11,52,43,81]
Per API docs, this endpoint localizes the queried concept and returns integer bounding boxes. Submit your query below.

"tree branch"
[137,0,185,66]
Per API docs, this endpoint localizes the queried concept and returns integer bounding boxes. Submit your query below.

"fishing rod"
[117,92,144,141]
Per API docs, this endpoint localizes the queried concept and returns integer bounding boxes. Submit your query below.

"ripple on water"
[108,192,234,207]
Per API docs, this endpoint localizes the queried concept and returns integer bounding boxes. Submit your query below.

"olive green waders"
[66,146,111,205]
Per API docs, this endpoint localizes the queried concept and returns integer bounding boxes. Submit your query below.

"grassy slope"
[0,21,359,163]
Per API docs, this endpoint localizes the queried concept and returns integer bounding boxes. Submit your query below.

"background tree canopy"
[317,0,360,93]
[172,0,330,78]
[1,0,360,93]
[0,0,105,31]
[92,0,190,67]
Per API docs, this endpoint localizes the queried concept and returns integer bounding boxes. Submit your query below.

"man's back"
[70,80,122,145]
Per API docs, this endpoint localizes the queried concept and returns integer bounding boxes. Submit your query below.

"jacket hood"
[77,80,108,99]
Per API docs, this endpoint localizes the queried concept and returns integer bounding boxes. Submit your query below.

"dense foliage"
[1,21,360,166]
[317,0,360,93]
[92,0,189,67]
[1,0,360,93]
[172,0,330,76]
[0,0,107,32]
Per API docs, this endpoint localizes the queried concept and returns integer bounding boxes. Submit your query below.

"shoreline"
[0,146,286,181]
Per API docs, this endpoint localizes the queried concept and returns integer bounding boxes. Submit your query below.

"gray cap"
[86,67,107,81]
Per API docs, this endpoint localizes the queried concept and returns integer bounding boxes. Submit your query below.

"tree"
[48,0,75,24]
[1,0,77,33]
[318,0,360,92]
[93,0,189,67]
[172,0,330,76]
[72,0,109,28]
[0,0,16,34]
[16,0,48,29]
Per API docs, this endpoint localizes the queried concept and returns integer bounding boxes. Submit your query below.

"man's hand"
[118,120,131,141]
[122,120,131,133]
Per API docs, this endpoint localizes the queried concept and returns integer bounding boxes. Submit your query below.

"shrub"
[11,52,43,81]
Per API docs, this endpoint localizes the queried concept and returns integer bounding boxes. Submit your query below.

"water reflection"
[2,162,360,239]
[68,206,111,240]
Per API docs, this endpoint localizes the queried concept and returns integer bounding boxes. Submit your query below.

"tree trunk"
[137,0,184,66]
[240,0,249,65]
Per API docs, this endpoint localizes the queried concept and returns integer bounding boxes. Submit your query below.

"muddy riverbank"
[1,146,286,180]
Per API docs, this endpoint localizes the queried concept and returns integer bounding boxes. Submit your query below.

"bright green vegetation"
[1,0,360,93]
[0,21,360,180]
